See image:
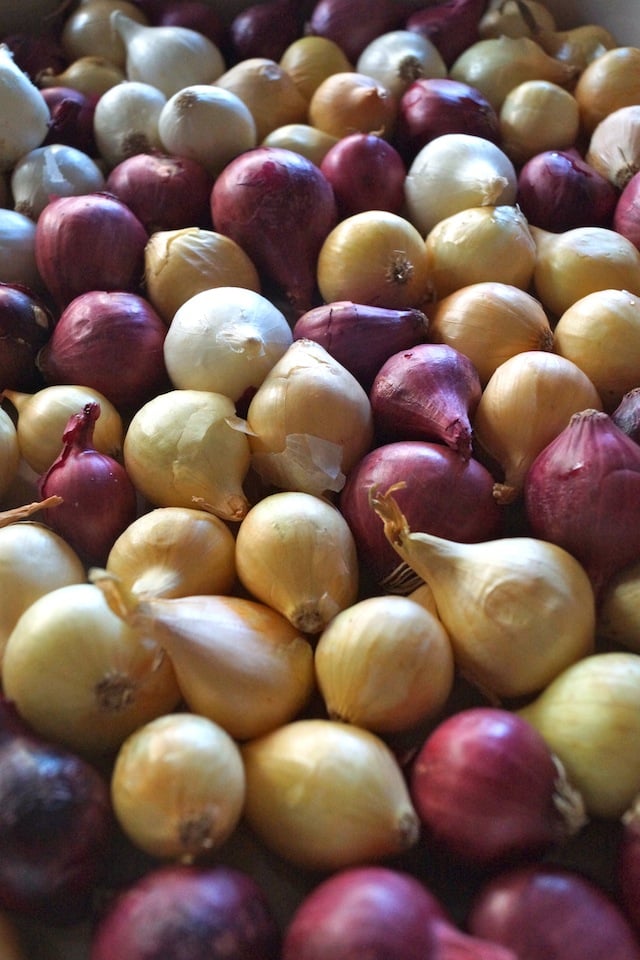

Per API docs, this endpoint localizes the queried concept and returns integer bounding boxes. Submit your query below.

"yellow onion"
[106,506,237,600]
[308,71,397,140]
[586,105,640,190]
[424,206,537,301]
[478,0,557,39]
[574,46,640,135]
[123,389,251,522]
[261,123,338,165]
[473,350,603,503]
[0,405,19,499]
[1,582,181,755]
[499,80,580,165]
[536,23,618,73]
[519,652,640,818]
[279,35,353,101]
[214,57,308,141]
[314,594,454,733]
[553,289,640,412]
[39,55,126,96]
[246,339,374,498]
[598,560,640,653]
[427,282,553,386]
[241,719,420,870]
[110,712,245,862]
[61,0,149,68]
[370,486,595,701]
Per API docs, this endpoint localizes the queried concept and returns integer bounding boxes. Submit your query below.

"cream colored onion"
[279,35,353,102]
[598,560,640,653]
[314,594,454,733]
[235,491,359,634]
[10,144,105,220]
[61,0,148,67]
[356,29,447,99]
[144,228,261,323]
[261,123,338,166]
[586,104,640,190]
[246,339,374,497]
[574,46,640,135]
[93,80,166,169]
[241,719,420,870]
[499,80,580,165]
[163,286,292,401]
[0,405,19,499]
[214,57,308,141]
[38,55,126,97]
[0,44,50,172]
[111,712,245,862]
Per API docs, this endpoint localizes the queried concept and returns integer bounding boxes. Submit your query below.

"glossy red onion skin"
[211,147,337,316]
[468,863,640,960]
[614,170,640,250]
[0,696,111,925]
[90,864,281,960]
[229,0,303,63]
[517,150,618,233]
[39,401,138,565]
[105,153,214,234]
[0,282,55,392]
[409,708,577,869]
[524,409,640,601]
[369,342,482,459]
[320,133,407,218]
[37,291,170,414]
[611,387,640,443]
[292,300,429,391]
[394,77,500,163]
[339,440,503,590]
[405,0,488,67]
[308,0,411,63]
[34,193,148,311]
[40,87,99,157]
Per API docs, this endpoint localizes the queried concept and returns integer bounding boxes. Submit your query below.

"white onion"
[93,80,167,169]
[10,144,105,220]
[404,133,518,236]
[0,208,42,291]
[356,29,447,99]
[0,43,50,172]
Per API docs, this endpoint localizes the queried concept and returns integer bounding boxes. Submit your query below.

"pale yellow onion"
[586,105,640,190]
[536,24,618,73]
[3,384,124,475]
[519,652,640,818]
[314,594,454,733]
[241,719,420,870]
[106,506,237,600]
[0,521,86,669]
[144,228,261,324]
[424,205,537,301]
[61,0,148,68]
[1,582,181,755]
[427,282,553,386]
[356,30,447,99]
[598,560,640,653]
[39,56,126,96]
[0,405,19,499]
[163,286,292,401]
[234,491,359,634]
[404,133,517,237]
[530,224,640,319]
[473,350,603,503]
[111,712,245,862]
[93,80,166,169]
[158,84,257,177]
[370,486,595,701]
[214,57,308,141]
[308,71,397,140]
[279,35,353,102]
[261,124,339,166]
[553,288,640,412]
[478,0,557,39]
[408,580,439,617]
[574,47,640,135]
[499,80,580,165]
[449,35,577,111]
[316,210,432,310]
[246,339,374,497]
[123,389,251,522]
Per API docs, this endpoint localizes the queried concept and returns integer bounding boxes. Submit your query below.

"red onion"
[307,0,411,63]
[524,408,640,601]
[130,0,226,46]
[394,77,500,163]
[38,400,138,565]
[516,149,619,233]
[34,193,149,310]
[37,290,170,413]
[211,146,337,315]
[0,281,55,392]
[319,133,407,218]
[282,864,518,960]
[617,800,640,936]
[409,707,586,869]
[405,0,488,67]
[614,170,640,250]
[467,862,640,960]
[292,300,429,391]
[611,387,640,443]
[90,863,281,960]
[1,31,67,80]
[40,86,99,157]
[106,153,214,234]
[369,342,482,459]
[339,440,503,591]
[0,695,111,925]
[229,0,303,63]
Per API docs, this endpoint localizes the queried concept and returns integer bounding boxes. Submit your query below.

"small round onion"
[356,29,447,100]
[319,133,406,218]
[92,80,167,169]
[10,144,105,221]
[308,71,397,141]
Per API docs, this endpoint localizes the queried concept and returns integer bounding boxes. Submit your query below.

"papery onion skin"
[611,387,640,443]
[90,863,281,960]
[468,863,640,960]
[517,149,618,233]
[614,170,640,251]
[0,282,54,392]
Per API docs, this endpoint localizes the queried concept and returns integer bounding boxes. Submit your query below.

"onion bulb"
[498,80,580,165]
[279,34,353,102]
[308,71,397,140]
[214,57,308,141]
[587,105,640,190]
[598,559,640,653]
[10,144,105,221]
[356,29,447,99]
[0,44,50,172]
[574,46,640,135]
[92,80,166,169]
[0,405,19,500]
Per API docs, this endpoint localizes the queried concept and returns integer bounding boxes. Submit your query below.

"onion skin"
[339,440,503,592]
[467,863,640,960]
[611,387,640,443]
[229,0,303,62]
[90,863,281,960]
[614,170,640,250]
[0,282,54,392]
[405,0,488,67]
[292,300,429,391]
[308,0,410,63]
[524,409,640,601]
[319,133,407,218]
[40,86,98,157]
[210,146,337,315]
